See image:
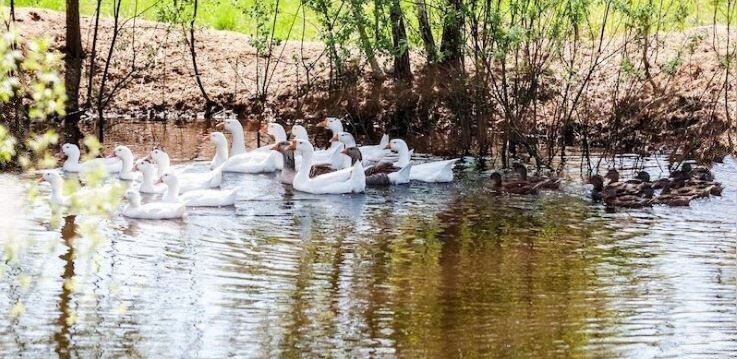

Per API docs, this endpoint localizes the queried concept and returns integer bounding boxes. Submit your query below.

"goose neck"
[295,148,314,180]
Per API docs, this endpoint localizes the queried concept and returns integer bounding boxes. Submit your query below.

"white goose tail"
[379,134,389,147]
[389,164,412,184]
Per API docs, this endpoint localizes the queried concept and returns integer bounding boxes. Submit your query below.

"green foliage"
[662,53,683,76]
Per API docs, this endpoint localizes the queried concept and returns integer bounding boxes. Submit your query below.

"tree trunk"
[188,0,215,117]
[350,0,383,78]
[64,0,84,145]
[440,0,464,71]
[389,0,412,84]
[415,0,437,63]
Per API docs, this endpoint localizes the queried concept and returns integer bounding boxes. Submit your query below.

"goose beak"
[383,144,392,150]
[215,122,224,130]
[331,134,339,142]
[37,176,44,183]
[286,140,297,151]
[270,144,280,151]
[340,148,348,155]
[201,134,210,142]
[318,119,327,128]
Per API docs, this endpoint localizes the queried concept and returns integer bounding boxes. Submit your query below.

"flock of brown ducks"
[489,162,723,208]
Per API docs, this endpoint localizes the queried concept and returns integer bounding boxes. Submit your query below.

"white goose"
[210,132,279,173]
[291,125,310,141]
[290,139,366,194]
[122,190,185,220]
[255,123,288,151]
[136,159,167,194]
[150,149,222,192]
[320,117,345,153]
[113,145,139,181]
[387,139,459,183]
[41,171,71,207]
[61,143,122,174]
[161,172,237,207]
[333,132,392,165]
[208,132,230,169]
[40,171,114,210]
[221,119,247,156]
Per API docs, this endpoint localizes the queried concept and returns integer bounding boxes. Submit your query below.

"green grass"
[11,0,732,43]
[14,0,321,40]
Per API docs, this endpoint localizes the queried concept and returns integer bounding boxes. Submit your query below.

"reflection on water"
[0,155,735,357]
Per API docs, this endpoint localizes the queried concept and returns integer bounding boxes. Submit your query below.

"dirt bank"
[14,8,737,162]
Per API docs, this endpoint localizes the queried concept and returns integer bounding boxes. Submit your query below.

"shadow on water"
[0,155,735,356]
[54,215,76,359]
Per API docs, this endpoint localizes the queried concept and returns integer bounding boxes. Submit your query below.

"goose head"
[341,147,362,166]
[136,159,156,175]
[61,143,80,158]
[291,125,309,140]
[114,145,134,162]
[386,139,409,153]
[150,148,168,164]
[332,132,357,147]
[287,139,314,154]
[261,122,287,142]
[222,119,243,133]
[271,141,292,154]
[124,190,142,207]
[209,132,228,147]
[160,172,179,187]
[320,117,343,134]
[42,171,63,186]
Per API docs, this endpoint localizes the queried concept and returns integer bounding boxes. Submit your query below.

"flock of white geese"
[40,118,459,220]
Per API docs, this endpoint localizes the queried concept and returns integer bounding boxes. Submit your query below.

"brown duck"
[512,163,561,190]
[489,171,545,195]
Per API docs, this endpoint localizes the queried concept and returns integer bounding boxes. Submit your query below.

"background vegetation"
[5,0,737,171]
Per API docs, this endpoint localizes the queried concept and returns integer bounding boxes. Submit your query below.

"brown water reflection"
[0,155,735,357]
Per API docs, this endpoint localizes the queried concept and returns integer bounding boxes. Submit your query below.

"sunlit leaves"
[0,125,17,164]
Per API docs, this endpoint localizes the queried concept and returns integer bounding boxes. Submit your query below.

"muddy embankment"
[15,8,737,163]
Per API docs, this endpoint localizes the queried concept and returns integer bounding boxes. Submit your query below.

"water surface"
[1,155,735,357]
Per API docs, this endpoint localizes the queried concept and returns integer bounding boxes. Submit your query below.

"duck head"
[588,175,605,192]
[605,168,620,182]
[512,163,528,180]
[635,171,651,182]
[490,172,503,188]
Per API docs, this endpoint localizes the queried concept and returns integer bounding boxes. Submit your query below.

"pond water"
[0,154,735,357]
